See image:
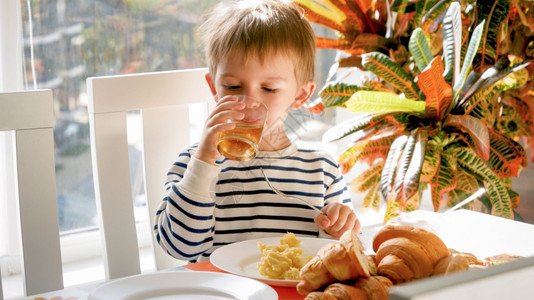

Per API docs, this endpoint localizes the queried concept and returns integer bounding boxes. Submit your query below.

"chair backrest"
[86,68,213,280]
[0,90,63,296]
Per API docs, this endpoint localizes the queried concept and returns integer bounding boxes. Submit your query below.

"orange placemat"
[185,261,305,300]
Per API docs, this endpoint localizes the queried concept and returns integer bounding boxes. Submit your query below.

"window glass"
[20,0,336,233]
[20,0,218,232]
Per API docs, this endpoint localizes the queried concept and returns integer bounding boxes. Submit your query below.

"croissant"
[432,253,470,276]
[449,249,486,266]
[322,283,368,300]
[375,252,414,284]
[353,276,393,300]
[375,236,434,282]
[304,291,326,300]
[373,225,450,264]
[322,231,371,281]
[297,230,371,295]
[341,230,374,277]
[297,253,336,295]
[373,225,450,283]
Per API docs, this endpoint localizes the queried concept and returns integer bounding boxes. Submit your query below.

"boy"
[154,0,360,262]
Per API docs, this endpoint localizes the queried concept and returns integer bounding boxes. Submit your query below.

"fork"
[260,167,326,215]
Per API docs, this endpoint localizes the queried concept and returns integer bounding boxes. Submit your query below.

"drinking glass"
[216,95,268,161]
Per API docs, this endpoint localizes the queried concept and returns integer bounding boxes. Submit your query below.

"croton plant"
[295,0,534,221]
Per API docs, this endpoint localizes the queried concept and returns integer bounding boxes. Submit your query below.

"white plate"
[210,237,334,287]
[88,271,278,300]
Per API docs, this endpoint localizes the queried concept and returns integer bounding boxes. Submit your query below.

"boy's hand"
[194,96,245,165]
[314,202,361,238]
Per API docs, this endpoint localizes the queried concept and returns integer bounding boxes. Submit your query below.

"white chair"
[87,68,213,280]
[0,90,63,296]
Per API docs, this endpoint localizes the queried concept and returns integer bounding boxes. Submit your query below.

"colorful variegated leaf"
[322,113,375,143]
[453,21,486,102]
[381,135,408,200]
[348,34,389,55]
[458,59,531,109]
[419,149,440,183]
[498,101,532,140]
[463,82,499,124]
[495,62,531,92]
[403,129,428,202]
[455,147,513,219]
[319,81,385,108]
[455,170,480,193]
[351,161,384,193]
[345,91,426,114]
[391,0,409,10]
[338,134,397,174]
[443,114,490,160]
[446,189,462,208]
[362,52,422,100]
[509,189,520,209]
[345,0,383,34]
[430,153,457,211]
[464,60,531,122]
[441,2,462,83]
[393,130,418,203]
[295,0,344,32]
[362,182,381,211]
[487,129,527,178]
[338,55,363,68]
[473,0,511,73]
[418,55,453,121]
[384,198,403,223]
[418,0,451,32]
[308,0,346,20]
[447,189,479,209]
[315,37,351,51]
[404,192,422,212]
[409,28,433,72]
[322,112,401,143]
[338,142,367,175]
[458,57,506,106]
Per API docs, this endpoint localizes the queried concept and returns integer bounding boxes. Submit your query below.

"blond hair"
[199,0,315,84]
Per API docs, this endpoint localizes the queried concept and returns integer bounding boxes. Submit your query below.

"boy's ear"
[205,72,217,97]
[291,80,316,109]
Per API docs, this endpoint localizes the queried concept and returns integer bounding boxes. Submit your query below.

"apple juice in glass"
[216,95,267,161]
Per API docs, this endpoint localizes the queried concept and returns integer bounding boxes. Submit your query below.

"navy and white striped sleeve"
[153,148,221,261]
[323,153,352,207]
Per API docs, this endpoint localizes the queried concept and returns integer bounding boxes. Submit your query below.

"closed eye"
[224,85,241,90]
[263,87,277,93]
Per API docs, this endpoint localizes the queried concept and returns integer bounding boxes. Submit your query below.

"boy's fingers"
[323,205,339,226]
[315,213,330,228]
[207,111,244,128]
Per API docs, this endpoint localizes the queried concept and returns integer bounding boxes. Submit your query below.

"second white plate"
[210,236,334,287]
[88,271,277,300]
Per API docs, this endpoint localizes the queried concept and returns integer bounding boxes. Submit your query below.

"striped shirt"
[154,143,352,262]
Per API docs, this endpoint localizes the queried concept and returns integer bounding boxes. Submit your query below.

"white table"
[22,209,534,300]
[361,209,534,259]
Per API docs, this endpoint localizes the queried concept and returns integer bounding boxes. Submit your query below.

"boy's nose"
[244,91,258,100]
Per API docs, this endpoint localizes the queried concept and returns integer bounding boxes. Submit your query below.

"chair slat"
[89,111,141,279]
[0,90,63,296]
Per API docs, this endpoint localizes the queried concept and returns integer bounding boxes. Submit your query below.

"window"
[21,0,221,233]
